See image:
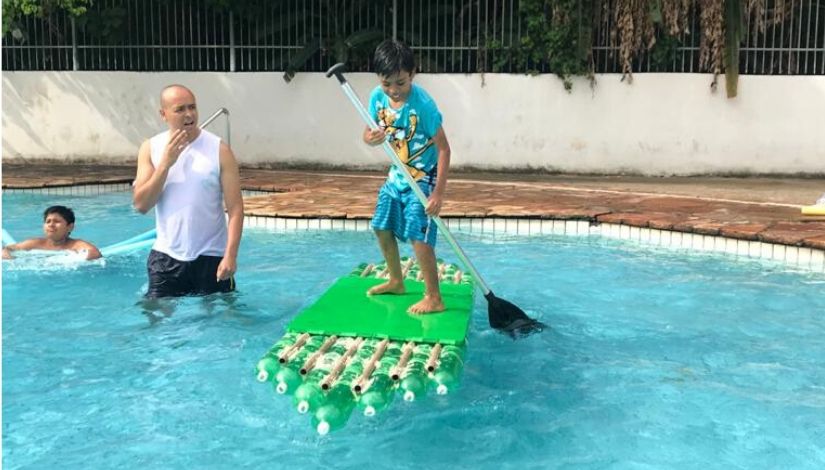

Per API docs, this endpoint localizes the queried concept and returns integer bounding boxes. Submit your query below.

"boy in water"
[2,205,101,260]
[362,39,452,314]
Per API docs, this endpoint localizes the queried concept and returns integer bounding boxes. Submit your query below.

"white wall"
[3,71,824,175]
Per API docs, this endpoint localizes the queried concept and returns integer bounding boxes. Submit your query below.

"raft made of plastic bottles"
[255,258,472,435]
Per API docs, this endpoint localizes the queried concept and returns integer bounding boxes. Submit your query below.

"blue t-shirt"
[368,83,443,190]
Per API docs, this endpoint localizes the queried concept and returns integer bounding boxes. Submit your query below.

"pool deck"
[3,163,825,250]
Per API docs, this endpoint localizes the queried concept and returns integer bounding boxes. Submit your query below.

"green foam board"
[286,276,473,345]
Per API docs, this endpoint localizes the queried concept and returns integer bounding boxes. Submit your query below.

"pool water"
[3,192,824,469]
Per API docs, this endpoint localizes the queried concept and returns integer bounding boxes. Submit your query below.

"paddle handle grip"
[326,63,493,297]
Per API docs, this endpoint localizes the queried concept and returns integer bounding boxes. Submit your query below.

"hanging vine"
[698,0,725,81]
[612,0,656,81]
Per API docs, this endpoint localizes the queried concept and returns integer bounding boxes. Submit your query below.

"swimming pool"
[3,191,824,469]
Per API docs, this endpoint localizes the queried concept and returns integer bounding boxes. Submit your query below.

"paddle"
[325,63,545,338]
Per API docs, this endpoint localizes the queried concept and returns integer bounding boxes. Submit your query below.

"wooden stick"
[278,333,310,364]
[425,343,443,372]
[353,339,389,393]
[390,341,415,381]
[401,257,415,278]
[437,262,448,281]
[360,264,374,277]
[300,335,338,375]
[320,337,364,390]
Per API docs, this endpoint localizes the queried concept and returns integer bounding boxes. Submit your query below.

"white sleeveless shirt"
[149,129,227,261]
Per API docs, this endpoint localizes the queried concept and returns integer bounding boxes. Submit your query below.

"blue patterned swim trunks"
[371,180,437,246]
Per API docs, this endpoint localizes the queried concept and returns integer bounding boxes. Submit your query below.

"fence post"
[229,10,236,72]
[392,0,398,40]
[71,16,78,71]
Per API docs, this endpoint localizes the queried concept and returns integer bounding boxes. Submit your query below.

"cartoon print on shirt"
[377,108,433,181]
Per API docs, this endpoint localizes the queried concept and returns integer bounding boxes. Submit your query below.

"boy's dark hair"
[373,39,416,77]
[43,205,75,225]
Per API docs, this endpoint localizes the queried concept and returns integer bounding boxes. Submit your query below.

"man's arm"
[132,130,188,214]
[426,126,451,216]
[216,141,244,281]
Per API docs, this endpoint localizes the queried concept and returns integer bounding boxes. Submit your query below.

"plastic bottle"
[359,374,395,417]
[254,356,281,383]
[460,271,473,285]
[433,345,465,395]
[274,335,324,394]
[292,368,327,414]
[382,341,402,362]
[354,340,376,363]
[273,365,302,395]
[406,264,420,281]
[383,342,403,371]
[292,336,350,410]
[357,341,400,416]
[323,338,350,364]
[319,343,365,399]
[349,263,368,277]
[337,361,365,389]
[443,264,457,282]
[264,332,300,358]
[399,344,432,402]
[372,261,388,279]
[312,383,357,435]
[348,338,384,389]
[254,332,300,382]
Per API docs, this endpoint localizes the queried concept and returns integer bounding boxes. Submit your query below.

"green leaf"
[344,30,383,49]
[283,37,322,83]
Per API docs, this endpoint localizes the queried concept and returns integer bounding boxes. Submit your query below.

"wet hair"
[373,39,416,77]
[43,205,75,225]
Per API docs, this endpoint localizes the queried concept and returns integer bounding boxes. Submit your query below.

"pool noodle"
[101,228,157,250]
[2,228,17,247]
[801,205,825,216]
[100,237,155,257]
[3,227,154,257]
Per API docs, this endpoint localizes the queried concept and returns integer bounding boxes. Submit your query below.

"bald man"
[133,84,244,298]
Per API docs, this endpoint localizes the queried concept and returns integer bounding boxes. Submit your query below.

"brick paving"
[3,163,825,249]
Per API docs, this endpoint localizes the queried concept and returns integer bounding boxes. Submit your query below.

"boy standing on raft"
[361,39,452,314]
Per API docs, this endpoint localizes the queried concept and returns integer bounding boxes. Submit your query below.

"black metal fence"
[3,0,824,74]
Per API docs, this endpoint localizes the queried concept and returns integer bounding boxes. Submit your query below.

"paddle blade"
[485,292,546,338]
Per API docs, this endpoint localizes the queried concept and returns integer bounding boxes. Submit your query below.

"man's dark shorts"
[146,250,235,299]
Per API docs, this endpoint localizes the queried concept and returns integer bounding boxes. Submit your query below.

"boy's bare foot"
[367,280,405,296]
[408,295,445,314]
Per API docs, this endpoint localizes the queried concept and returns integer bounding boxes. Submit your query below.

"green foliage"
[75,5,127,45]
[2,0,90,38]
[488,0,593,91]
[650,35,682,71]
[204,0,273,19]
[281,0,387,83]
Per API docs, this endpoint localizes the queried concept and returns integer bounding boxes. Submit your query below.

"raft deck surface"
[287,276,474,345]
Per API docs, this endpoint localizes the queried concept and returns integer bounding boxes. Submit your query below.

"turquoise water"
[3,192,825,469]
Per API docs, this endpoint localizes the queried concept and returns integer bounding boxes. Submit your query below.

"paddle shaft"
[330,70,493,297]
